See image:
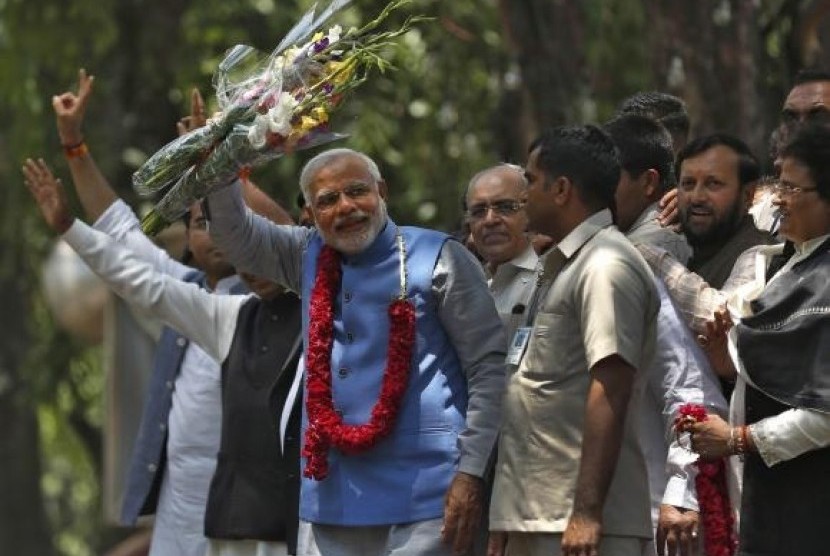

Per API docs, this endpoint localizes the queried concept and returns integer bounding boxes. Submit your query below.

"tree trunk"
[0,227,54,554]
[496,0,588,160]
[642,0,767,160]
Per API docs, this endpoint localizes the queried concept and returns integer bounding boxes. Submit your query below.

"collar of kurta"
[494,243,538,276]
[628,202,661,234]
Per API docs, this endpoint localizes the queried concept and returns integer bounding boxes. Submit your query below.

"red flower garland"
[302,243,416,480]
[674,403,738,556]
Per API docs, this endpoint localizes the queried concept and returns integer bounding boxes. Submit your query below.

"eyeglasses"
[466,200,525,221]
[313,182,373,211]
[772,182,819,197]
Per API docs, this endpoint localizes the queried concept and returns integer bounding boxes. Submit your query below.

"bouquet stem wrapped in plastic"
[135,0,427,235]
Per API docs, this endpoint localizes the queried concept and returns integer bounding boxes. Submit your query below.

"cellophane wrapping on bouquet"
[135,0,426,235]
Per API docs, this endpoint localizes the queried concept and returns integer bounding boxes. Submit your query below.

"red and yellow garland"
[675,403,738,556]
[302,239,416,481]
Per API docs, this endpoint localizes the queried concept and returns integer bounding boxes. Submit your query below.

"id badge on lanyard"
[506,326,532,366]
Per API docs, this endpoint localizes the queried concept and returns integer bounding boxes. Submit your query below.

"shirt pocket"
[520,311,582,386]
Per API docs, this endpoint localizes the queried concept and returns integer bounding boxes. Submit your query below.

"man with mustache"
[489,125,659,556]
[682,122,830,556]
[604,114,728,556]
[465,163,537,342]
[676,134,775,289]
[463,164,536,556]
[204,148,507,556]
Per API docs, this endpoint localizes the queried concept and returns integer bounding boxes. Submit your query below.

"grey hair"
[299,148,382,204]
[464,163,526,207]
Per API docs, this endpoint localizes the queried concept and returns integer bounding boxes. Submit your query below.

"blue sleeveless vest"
[299,220,466,525]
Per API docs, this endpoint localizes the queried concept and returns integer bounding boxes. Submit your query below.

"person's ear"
[377,179,389,201]
[554,176,572,206]
[641,169,661,200]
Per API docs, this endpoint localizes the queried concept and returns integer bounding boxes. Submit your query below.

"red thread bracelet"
[63,141,88,159]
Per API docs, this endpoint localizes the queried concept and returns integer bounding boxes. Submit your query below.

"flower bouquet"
[135,0,426,235]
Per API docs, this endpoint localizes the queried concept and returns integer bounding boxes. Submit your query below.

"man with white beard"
[205,148,507,556]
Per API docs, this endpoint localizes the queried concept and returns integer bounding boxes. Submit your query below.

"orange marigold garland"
[303,235,416,480]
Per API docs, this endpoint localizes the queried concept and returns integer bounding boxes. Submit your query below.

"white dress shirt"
[488,243,538,342]
[93,201,234,556]
[70,213,299,556]
[639,280,728,529]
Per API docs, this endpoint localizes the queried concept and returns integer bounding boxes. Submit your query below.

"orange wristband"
[63,141,88,159]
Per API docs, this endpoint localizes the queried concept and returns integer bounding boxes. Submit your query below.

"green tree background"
[0,0,828,554]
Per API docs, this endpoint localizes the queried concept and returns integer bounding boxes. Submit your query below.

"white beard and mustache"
[321,199,388,255]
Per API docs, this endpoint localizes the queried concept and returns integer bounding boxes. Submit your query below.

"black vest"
[738,387,830,556]
[204,292,303,551]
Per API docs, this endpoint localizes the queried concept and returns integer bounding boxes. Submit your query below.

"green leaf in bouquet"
[139,209,170,237]
[132,126,217,196]
[132,102,256,198]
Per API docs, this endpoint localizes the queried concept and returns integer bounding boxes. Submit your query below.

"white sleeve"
[63,219,246,362]
[749,408,830,467]
[653,279,729,510]
[662,441,700,511]
[93,199,193,280]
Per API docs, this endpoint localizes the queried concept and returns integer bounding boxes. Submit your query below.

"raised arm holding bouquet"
[137,0,425,235]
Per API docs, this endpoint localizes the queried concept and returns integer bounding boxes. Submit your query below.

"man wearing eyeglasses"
[489,125,659,556]
[465,164,537,342]
[604,114,732,556]
[204,147,507,556]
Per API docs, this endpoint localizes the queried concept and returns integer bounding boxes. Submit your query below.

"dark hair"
[529,125,621,211]
[780,123,830,201]
[181,209,192,229]
[792,68,830,87]
[618,91,690,141]
[603,114,676,193]
[676,133,760,187]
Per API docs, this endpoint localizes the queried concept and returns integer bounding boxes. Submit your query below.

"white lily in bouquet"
[135,0,426,235]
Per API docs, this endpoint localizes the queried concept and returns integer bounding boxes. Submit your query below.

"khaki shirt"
[490,210,658,537]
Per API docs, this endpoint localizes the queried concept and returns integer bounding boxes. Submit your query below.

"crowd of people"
[20,67,830,556]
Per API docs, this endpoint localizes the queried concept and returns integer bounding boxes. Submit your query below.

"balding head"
[465,164,530,271]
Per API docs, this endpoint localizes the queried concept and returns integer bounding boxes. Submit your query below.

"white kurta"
[69,212,296,555]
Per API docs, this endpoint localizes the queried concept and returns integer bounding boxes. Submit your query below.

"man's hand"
[442,471,484,555]
[486,531,507,556]
[656,504,699,556]
[561,512,602,556]
[52,68,94,146]
[176,88,207,136]
[657,188,681,230]
[697,308,736,380]
[23,159,75,234]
